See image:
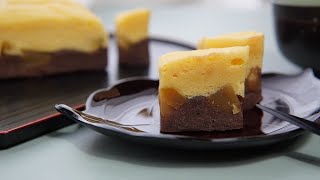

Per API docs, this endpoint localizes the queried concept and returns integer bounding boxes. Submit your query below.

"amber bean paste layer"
[244,67,262,110]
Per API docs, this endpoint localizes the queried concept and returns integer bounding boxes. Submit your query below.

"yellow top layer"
[159,47,249,98]
[197,31,264,74]
[0,0,108,55]
[115,8,150,48]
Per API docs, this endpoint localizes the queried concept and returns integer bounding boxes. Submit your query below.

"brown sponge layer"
[0,48,107,79]
[118,39,149,68]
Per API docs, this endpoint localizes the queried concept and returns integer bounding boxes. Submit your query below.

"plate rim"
[55,73,309,146]
[55,103,306,149]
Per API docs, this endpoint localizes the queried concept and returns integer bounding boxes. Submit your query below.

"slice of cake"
[159,46,249,132]
[198,31,264,110]
[0,0,108,78]
[115,8,150,68]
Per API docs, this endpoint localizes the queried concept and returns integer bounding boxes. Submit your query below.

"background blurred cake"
[0,0,108,78]
[115,8,150,68]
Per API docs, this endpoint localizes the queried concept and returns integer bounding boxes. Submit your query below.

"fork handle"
[256,104,320,136]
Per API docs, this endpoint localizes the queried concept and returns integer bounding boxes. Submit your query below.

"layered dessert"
[0,0,108,78]
[115,8,150,68]
[159,47,249,132]
[198,32,264,109]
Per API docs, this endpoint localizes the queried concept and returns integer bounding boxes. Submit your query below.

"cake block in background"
[0,0,108,79]
[115,8,150,68]
[198,31,264,110]
[159,47,249,132]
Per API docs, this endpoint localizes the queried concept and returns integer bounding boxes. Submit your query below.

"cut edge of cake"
[159,47,250,132]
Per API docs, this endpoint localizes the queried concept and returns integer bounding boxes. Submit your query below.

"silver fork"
[257,104,320,135]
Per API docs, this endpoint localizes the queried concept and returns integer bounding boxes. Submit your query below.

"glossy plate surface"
[56,70,320,150]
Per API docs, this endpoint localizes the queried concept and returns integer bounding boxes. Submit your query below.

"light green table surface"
[1,2,319,180]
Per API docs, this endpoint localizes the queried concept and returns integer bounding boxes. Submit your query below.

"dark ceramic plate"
[56,70,320,150]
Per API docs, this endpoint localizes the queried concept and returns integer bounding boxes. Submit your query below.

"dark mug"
[273,0,320,70]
